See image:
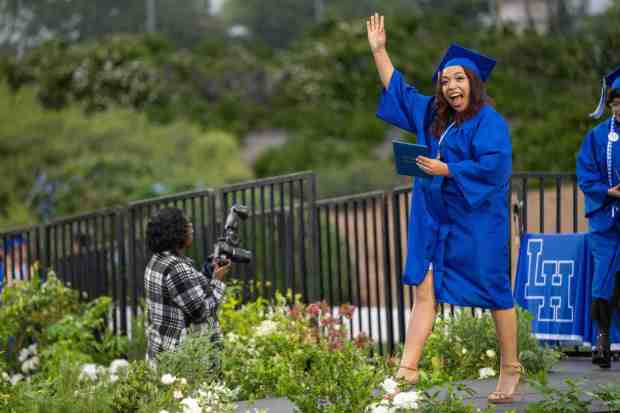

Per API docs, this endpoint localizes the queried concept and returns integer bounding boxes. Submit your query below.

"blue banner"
[514,233,620,348]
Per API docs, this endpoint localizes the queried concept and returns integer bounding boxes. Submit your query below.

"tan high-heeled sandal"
[395,364,419,385]
[487,362,524,404]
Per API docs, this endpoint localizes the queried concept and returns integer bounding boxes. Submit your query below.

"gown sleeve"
[446,111,512,209]
[576,129,609,216]
[376,69,432,136]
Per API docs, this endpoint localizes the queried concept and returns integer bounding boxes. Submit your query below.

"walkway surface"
[235,357,620,412]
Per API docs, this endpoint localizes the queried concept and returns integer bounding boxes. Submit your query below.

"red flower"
[353,333,371,349]
[306,302,322,318]
[319,301,331,314]
[320,315,338,327]
[339,304,356,319]
[288,303,303,320]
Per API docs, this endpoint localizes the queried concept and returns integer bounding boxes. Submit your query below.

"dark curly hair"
[608,87,620,106]
[146,207,189,254]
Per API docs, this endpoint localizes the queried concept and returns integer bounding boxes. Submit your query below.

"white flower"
[79,363,103,381]
[30,356,39,370]
[18,348,30,363]
[159,411,170,413]
[392,390,421,409]
[21,362,29,374]
[179,377,188,386]
[27,343,37,355]
[225,332,240,342]
[21,357,39,374]
[161,373,176,385]
[461,348,468,354]
[109,374,119,383]
[380,377,399,395]
[254,320,279,337]
[181,397,203,413]
[174,389,184,399]
[9,374,24,385]
[366,402,393,413]
[479,367,497,379]
[486,349,496,359]
[109,359,129,375]
[1,372,9,382]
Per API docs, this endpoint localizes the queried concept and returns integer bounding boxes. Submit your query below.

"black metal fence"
[0,171,585,353]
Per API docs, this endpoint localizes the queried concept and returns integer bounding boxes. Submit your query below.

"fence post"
[382,192,395,355]
[128,207,139,322]
[115,207,128,336]
[391,191,406,345]
[306,173,319,303]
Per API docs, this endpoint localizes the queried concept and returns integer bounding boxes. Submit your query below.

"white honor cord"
[437,122,456,158]
[607,118,617,217]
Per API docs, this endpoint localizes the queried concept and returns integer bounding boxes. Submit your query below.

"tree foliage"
[0,82,251,227]
[2,3,620,224]
[0,0,221,53]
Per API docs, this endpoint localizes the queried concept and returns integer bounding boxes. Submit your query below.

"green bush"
[0,273,126,376]
[156,332,222,388]
[219,291,390,411]
[0,273,80,365]
[0,81,252,226]
[110,361,161,413]
[0,273,578,413]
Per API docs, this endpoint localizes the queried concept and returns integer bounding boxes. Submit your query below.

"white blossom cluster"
[18,343,39,374]
[79,359,129,383]
[366,377,422,412]
[159,376,240,413]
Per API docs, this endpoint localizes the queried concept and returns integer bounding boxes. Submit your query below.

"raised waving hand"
[366,13,386,52]
[366,13,393,89]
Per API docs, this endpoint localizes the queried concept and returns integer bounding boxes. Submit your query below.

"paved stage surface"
[235,358,620,412]
[457,357,620,413]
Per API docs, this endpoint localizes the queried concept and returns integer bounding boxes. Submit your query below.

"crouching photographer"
[144,207,231,364]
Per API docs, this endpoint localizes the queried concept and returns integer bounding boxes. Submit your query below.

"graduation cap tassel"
[590,79,608,119]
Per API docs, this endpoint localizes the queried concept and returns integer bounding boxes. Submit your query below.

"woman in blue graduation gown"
[576,66,620,369]
[367,14,520,404]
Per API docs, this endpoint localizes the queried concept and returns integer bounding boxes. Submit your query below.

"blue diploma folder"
[392,140,431,178]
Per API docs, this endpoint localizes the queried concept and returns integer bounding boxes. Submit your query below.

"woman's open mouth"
[449,92,464,107]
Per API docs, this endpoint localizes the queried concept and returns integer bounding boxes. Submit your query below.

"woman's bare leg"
[490,307,521,397]
[396,270,437,382]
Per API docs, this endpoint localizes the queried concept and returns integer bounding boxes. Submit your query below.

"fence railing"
[0,171,585,353]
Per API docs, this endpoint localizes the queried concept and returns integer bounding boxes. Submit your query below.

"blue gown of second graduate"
[377,69,513,309]
[576,117,620,301]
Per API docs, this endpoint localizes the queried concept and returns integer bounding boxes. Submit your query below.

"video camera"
[211,204,252,266]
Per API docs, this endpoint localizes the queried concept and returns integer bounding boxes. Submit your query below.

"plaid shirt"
[144,251,225,361]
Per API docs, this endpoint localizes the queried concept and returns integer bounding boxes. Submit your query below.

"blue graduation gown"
[377,69,514,309]
[576,117,620,301]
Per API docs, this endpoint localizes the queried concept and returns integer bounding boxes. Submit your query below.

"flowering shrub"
[0,273,79,364]
[0,276,571,413]
[219,290,390,412]
[0,273,127,377]
[156,332,222,387]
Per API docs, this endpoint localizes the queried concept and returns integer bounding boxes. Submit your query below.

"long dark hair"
[431,67,493,138]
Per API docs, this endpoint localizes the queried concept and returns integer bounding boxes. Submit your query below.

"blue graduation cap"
[590,65,620,119]
[432,43,497,83]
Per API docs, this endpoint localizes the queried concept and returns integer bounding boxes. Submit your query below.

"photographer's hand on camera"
[212,259,231,281]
